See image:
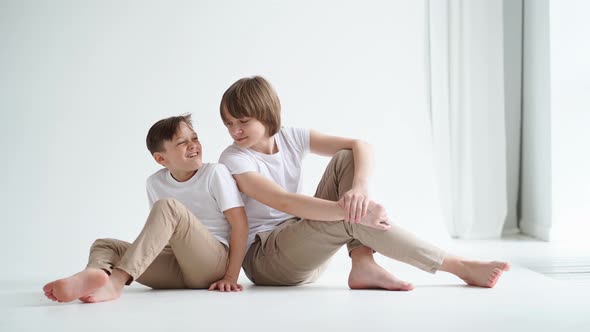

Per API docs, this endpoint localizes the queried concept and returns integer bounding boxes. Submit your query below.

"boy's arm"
[146,178,157,209]
[208,206,248,292]
[309,129,374,223]
[233,173,390,230]
[309,129,373,189]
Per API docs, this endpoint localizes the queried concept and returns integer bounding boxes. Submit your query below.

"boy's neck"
[251,136,278,155]
[169,169,198,182]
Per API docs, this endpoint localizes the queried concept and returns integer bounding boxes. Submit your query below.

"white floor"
[2,235,590,332]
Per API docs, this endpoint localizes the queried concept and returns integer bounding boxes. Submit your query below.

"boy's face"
[222,109,268,149]
[154,122,202,173]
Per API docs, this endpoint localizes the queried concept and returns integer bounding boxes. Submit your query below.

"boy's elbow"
[229,218,248,229]
[353,139,371,149]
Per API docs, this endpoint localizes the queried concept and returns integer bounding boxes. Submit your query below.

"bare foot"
[78,279,122,303]
[458,261,510,288]
[348,260,414,291]
[79,269,128,303]
[42,268,109,303]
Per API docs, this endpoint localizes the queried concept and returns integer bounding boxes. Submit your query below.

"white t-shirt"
[146,163,244,246]
[219,127,310,244]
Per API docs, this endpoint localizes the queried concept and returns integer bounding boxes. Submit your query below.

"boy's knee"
[150,198,195,226]
[90,238,125,253]
[91,238,115,248]
[152,198,181,212]
[335,149,353,160]
[331,150,354,171]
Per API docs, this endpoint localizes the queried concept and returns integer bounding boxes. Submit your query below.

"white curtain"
[427,0,510,238]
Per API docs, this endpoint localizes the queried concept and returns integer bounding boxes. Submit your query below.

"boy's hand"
[338,188,370,224]
[208,276,243,292]
[353,200,392,231]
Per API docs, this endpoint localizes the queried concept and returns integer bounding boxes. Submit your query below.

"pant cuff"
[347,242,376,256]
[112,264,138,285]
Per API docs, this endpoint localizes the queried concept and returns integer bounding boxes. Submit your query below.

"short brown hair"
[146,114,194,154]
[220,76,281,136]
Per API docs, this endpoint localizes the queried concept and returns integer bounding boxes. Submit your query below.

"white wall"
[520,0,552,240]
[550,0,590,242]
[428,0,521,239]
[520,0,590,242]
[0,0,444,282]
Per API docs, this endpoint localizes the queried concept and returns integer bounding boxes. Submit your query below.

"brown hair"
[220,76,281,136]
[146,114,194,154]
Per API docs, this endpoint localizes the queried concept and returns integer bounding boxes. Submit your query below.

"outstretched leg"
[317,150,512,289]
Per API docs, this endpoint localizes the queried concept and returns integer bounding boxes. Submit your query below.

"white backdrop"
[428,0,510,239]
[550,0,590,242]
[0,0,446,282]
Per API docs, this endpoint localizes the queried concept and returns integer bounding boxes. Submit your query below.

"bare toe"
[461,261,509,288]
[79,295,95,303]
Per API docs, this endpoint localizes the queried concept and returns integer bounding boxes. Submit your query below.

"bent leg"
[114,198,229,289]
[81,200,228,303]
[48,199,229,303]
[310,150,446,273]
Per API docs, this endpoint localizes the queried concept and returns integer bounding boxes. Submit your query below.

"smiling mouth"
[187,152,200,158]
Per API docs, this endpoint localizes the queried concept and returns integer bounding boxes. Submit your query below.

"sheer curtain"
[426,0,519,238]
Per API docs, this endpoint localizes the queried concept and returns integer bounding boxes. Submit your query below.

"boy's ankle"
[111,268,132,287]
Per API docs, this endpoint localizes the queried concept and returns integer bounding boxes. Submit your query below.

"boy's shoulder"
[279,126,307,138]
[147,168,168,183]
[219,144,256,163]
[277,127,309,150]
[146,164,231,190]
[206,163,232,176]
[220,143,244,156]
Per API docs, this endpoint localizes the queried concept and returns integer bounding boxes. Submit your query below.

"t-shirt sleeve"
[218,148,258,175]
[284,127,310,155]
[146,178,157,209]
[209,164,245,212]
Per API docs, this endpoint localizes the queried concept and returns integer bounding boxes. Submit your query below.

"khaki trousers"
[242,150,446,286]
[87,198,229,289]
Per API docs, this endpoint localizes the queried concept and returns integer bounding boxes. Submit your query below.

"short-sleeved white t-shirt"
[146,163,244,246]
[219,127,310,244]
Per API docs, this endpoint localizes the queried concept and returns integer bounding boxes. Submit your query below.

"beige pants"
[87,198,229,289]
[242,150,447,286]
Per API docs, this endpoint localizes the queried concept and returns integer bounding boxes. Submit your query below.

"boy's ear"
[153,152,167,166]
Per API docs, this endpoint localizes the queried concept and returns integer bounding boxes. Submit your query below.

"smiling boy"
[43,114,248,303]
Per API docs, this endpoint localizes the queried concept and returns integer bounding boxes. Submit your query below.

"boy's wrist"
[352,181,369,192]
[223,273,238,281]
